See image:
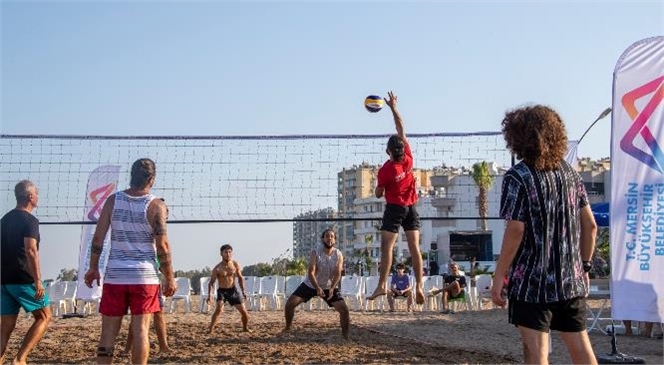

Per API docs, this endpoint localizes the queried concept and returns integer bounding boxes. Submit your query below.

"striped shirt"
[304,245,341,290]
[500,161,588,303]
[104,191,159,285]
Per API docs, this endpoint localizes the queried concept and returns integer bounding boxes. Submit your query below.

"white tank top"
[304,245,341,289]
[104,191,160,285]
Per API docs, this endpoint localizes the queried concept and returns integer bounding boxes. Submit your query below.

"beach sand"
[5,298,662,364]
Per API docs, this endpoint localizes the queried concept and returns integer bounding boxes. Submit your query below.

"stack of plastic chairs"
[339,275,363,311]
[242,276,260,311]
[168,277,192,313]
[199,276,218,313]
[421,275,442,311]
[363,276,384,312]
[48,281,68,317]
[257,276,281,311]
[60,281,78,314]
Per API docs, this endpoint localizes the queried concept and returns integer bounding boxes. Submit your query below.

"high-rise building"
[292,207,338,259]
[337,163,379,256]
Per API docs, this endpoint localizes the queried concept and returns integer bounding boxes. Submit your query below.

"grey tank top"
[304,245,341,289]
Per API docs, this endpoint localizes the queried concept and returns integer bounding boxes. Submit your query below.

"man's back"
[105,191,159,285]
[501,161,588,302]
[1,209,40,284]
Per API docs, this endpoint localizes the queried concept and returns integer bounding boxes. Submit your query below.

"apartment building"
[292,207,338,259]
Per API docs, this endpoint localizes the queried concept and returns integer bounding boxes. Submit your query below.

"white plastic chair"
[276,275,286,304]
[199,277,217,313]
[48,281,68,316]
[474,275,493,310]
[257,276,281,311]
[363,276,385,312]
[339,275,363,311]
[284,275,304,297]
[60,281,78,314]
[242,276,260,311]
[168,277,192,313]
[78,281,102,316]
[422,275,442,311]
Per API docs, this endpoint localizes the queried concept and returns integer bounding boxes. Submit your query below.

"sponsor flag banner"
[611,36,664,323]
[565,140,579,166]
[76,165,120,301]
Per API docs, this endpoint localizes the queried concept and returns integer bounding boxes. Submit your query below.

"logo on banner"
[620,75,664,173]
[86,183,116,221]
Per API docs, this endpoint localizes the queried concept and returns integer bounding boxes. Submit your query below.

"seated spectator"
[387,263,413,312]
[432,263,466,314]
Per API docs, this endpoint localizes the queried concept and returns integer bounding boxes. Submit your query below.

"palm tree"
[471,161,495,231]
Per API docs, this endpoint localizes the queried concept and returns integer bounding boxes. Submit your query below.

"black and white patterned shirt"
[500,161,589,303]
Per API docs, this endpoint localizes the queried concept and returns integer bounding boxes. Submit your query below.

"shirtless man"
[206,244,250,333]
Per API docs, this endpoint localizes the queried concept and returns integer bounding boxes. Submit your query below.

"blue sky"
[2,1,663,279]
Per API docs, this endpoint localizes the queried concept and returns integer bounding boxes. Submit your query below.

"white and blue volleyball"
[364,95,383,113]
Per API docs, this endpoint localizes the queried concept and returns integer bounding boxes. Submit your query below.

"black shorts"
[508,297,587,333]
[381,203,421,233]
[291,283,344,307]
[216,287,243,306]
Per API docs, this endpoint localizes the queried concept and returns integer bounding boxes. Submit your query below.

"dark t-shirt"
[1,209,40,284]
[444,274,466,288]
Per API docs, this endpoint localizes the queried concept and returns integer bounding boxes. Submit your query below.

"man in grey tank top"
[283,229,350,340]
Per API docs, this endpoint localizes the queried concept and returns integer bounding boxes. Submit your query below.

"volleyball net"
[0,133,510,223]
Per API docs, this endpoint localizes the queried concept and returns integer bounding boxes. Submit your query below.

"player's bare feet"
[12,358,26,365]
[157,347,171,355]
[243,328,253,333]
[366,288,388,301]
[415,287,425,305]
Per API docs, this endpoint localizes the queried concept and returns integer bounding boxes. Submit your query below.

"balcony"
[431,175,453,187]
[431,196,456,209]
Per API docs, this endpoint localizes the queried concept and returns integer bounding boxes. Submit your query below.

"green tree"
[172,267,212,294]
[286,257,307,276]
[242,263,274,277]
[471,161,495,231]
[56,268,77,281]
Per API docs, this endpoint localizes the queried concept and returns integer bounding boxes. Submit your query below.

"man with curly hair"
[491,105,598,365]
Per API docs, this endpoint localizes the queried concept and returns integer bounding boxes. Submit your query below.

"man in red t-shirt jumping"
[367,91,424,305]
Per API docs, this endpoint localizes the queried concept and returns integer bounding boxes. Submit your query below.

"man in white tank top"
[84,158,176,365]
[283,229,350,340]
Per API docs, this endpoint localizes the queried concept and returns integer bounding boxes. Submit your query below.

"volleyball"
[364,95,383,113]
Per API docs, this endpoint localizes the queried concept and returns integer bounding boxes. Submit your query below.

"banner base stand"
[597,353,646,364]
[62,313,85,319]
[596,325,646,364]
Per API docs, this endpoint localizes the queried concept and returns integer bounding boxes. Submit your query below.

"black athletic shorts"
[291,283,344,307]
[381,203,421,233]
[216,287,243,306]
[508,297,587,333]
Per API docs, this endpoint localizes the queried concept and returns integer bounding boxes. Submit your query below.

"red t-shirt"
[377,141,417,206]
